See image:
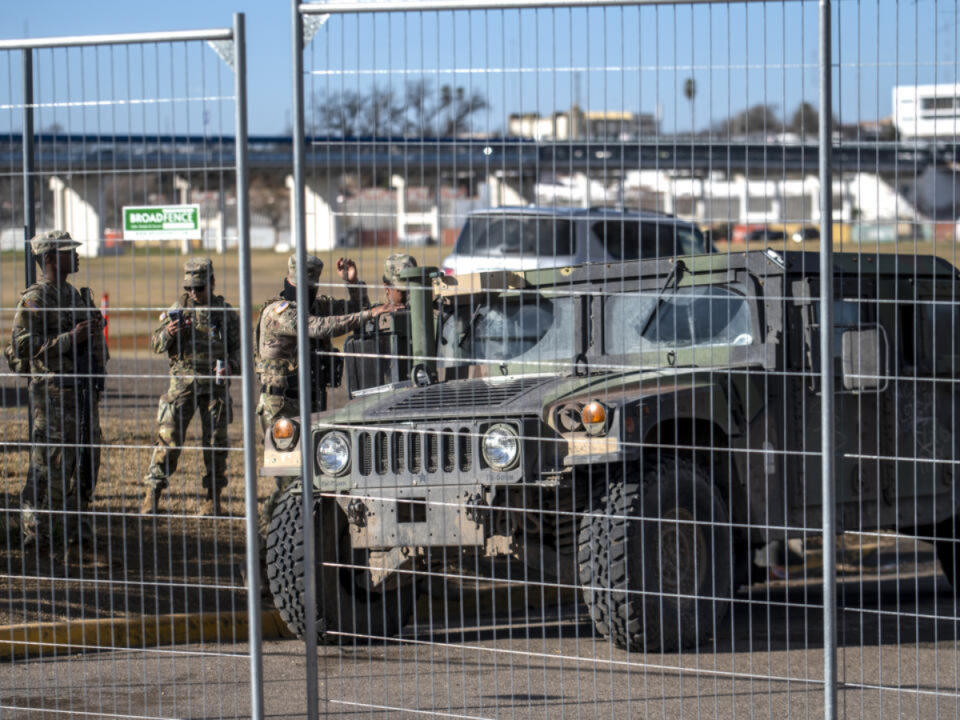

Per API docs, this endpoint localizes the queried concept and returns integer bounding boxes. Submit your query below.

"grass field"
[0,246,457,351]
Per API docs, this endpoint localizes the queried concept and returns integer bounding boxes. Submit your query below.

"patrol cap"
[183,257,214,288]
[383,253,418,285]
[30,230,81,256]
[287,254,324,288]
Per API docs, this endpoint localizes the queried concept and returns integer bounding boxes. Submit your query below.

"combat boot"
[141,487,162,515]
[198,487,222,517]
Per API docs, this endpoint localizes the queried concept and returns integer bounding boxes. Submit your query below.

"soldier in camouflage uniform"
[141,258,241,516]
[382,253,418,307]
[5,231,108,553]
[255,254,398,530]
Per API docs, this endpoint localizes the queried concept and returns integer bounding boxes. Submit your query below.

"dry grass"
[0,360,262,626]
[0,246,456,351]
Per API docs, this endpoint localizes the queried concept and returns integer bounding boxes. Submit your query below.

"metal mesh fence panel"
[3,0,960,718]
[278,0,959,718]
[832,0,960,717]
[0,19,263,720]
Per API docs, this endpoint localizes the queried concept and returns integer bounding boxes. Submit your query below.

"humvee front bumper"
[325,419,542,550]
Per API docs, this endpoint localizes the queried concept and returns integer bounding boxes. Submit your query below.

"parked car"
[732,223,787,243]
[440,207,711,276]
[262,251,960,653]
[791,226,820,243]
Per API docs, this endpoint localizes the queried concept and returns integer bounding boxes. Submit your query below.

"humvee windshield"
[605,285,754,354]
[440,293,576,368]
[438,284,753,373]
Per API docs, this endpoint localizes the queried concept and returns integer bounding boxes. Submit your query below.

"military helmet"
[30,229,81,256]
[183,258,214,289]
[383,253,418,285]
[287,254,324,288]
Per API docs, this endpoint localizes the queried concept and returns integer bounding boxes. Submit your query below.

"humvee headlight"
[412,363,434,387]
[482,424,520,470]
[317,432,351,476]
[582,401,608,435]
[272,418,298,451]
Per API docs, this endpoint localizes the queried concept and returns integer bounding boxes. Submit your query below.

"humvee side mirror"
[840,325,889,392]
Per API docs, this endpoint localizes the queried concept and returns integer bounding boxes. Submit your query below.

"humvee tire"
[935,517,960,592]
[578,457,732,652]
[265,486,417,643]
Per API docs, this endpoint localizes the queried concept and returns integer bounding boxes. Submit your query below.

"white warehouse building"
[622,169,923,227]
[893,84,960,140]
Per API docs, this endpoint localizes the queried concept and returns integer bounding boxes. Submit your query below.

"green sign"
[122,205,201,240]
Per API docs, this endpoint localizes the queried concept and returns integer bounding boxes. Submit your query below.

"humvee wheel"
[578,457,732,652]
[935,517,960,592]
[265,486,418,643]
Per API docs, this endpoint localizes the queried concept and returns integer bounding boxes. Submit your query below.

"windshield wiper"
[639,260,686,338]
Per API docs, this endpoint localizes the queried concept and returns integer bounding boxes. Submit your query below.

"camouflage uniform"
[142,259,240,513]
[7,231,108,548]
[256,254,371,530]
[255,254,371,432]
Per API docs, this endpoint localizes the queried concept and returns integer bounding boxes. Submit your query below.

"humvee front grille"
[359,433,373,476]
[351,426,479,479]
[410,434,421,473]
[459,429,472,472]
[375,432,388,475]
[393,433,405,474]
[426,433,439,473]
[442,432,455,472]
[378,377,552,413]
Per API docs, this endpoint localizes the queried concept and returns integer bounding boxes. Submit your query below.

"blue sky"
[0,0,955,136]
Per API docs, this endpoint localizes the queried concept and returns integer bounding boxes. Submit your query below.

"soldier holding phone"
[142,258,240,516]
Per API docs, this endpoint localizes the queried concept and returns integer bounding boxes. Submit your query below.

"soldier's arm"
[347,281,370,312]
[12,295,76,372]
[305,308,374,340]
[320,282,370,316]
[273,302,374,341]
[151,309,177,354]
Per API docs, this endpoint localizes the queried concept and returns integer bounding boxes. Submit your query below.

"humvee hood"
[366,375,561,419]
[319,370,714,427]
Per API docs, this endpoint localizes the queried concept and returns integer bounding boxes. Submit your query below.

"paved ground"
[3,566,960,719]
[3,287,960,717]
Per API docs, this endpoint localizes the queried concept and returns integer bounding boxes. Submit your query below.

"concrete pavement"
[2,566,960,719]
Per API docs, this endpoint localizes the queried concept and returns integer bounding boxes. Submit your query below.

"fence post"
[21,48,35,442]
[234,12,265,720]
[818,0,838,717]
[21,48,35,286]
[292,1,321,719]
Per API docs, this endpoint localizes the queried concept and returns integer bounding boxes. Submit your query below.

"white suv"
[441,207,711,276]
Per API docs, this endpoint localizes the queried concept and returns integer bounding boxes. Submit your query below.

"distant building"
[508,105,658,141]
[893,84,960,139]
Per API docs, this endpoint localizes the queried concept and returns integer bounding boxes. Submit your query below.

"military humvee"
[262,250,960,652]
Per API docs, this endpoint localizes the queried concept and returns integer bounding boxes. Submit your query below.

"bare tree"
[714,103,782,136]
[311,81,487,138]
[787,102,841,137]
[788,102,820,136]
[249,173,289,229]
